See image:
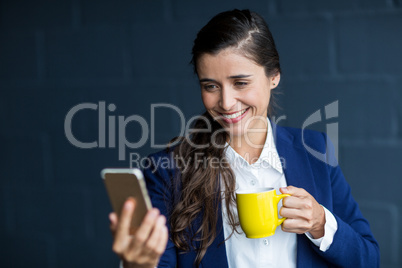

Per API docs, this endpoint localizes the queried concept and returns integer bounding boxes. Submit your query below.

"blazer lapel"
[272,122,318,199]
[200,201,229,268]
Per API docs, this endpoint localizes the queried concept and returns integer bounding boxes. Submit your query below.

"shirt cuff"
[305,205,338,252]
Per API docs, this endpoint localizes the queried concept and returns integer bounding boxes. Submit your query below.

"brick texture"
[340,144,402,267]
[0,0,73,29]
[1,134,51,188]
[269,16,332,76]
[1,1,401,267]
[0,31,37,79]
[81,0,167,25]
[337,13,402,75]
[280,78,398,140]
[1,234,53,267]
[358,200,400,266]
[172,0,271,21]
[397,78,402,139]
[130,22,200,78]
[277,0,387,13]
[45,26,128,79]
[340,145,402,200]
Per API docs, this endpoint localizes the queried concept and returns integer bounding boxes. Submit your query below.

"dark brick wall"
[0,0,401,267]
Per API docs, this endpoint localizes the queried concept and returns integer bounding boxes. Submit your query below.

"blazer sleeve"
[142,151,177,268]
[312,132,380,267]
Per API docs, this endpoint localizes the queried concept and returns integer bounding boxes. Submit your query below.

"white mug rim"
[236,187,275,195]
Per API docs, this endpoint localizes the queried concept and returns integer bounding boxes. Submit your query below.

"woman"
[109,9,379,268]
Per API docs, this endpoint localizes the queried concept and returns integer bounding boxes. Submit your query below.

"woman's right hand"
[109,198,169,268]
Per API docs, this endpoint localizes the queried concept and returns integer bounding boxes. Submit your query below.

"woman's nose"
[219,87,237,111]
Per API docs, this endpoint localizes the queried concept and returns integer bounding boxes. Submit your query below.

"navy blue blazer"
[143,123,380,267]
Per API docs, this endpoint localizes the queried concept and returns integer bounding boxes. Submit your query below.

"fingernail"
[281,187,289,193]
[149,209,159,218]
[158,215,166,225]
[125,200,133,210]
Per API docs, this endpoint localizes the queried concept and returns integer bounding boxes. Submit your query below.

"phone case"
[101,168,152,235]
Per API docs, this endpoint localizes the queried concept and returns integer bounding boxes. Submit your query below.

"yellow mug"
[236,187,290,239]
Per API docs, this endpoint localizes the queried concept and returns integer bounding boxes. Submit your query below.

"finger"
[155,225,169,255]
[282,218,312,234]
[280,206,300,218]
[144,215,167,254]
[109,212,118,236]
[124,209,160,261]
[130,209,160,248]
[280,186,308,198]
[109,212,118,224]
[280,206,308,219]
[282,196,305,209]
[113,198,136,253]
[139,224,169,263]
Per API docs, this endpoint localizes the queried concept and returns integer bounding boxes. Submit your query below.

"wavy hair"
[169,9,281,267]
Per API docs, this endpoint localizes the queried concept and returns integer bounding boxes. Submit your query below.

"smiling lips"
[219,107,250,124]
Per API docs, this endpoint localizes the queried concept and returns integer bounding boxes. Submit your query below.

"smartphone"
[101,168,152,235]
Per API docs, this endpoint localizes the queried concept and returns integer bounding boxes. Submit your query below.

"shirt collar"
[224,118,284,174]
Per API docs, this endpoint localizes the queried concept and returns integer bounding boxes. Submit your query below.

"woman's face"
[197,48,280,142]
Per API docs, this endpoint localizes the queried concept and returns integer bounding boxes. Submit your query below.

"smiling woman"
[198,49,279,152]
[108,9,380,268]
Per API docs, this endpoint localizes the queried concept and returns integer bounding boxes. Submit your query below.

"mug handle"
[275,193,291,226]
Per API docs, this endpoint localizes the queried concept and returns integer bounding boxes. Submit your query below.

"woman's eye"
[203,84,218,91]
[235,81,248,87]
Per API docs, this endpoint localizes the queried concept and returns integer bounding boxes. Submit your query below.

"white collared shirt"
[221,119,337,268]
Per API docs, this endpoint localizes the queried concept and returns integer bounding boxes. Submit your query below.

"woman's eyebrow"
[228,74,252,79]
[199,78,216,83]
[199,75,252,83]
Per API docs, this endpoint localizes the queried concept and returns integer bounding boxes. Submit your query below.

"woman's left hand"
[279,186,325,239]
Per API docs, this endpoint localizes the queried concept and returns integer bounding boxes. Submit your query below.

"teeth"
[222,108,248,119]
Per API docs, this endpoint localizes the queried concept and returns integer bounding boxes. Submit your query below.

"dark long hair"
[169,9,281,267]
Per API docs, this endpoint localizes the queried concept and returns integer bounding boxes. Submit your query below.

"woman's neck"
[228,129,267,165]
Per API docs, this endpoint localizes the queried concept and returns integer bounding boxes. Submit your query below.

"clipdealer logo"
[301,100,339,167]
[64,102,188,161]
[64,100,339,167]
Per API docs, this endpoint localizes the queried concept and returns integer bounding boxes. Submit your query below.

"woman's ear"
[271,73,281,89]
